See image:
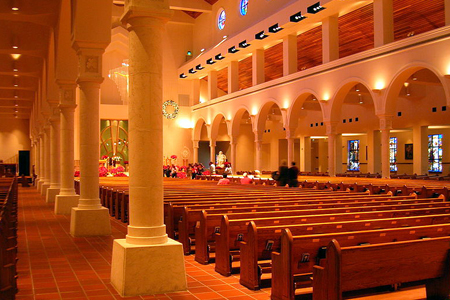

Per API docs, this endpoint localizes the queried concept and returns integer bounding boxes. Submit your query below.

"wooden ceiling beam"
[169,0,212,13]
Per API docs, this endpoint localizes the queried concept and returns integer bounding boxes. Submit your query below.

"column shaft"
[252,49,264,86]
[255,140,262,171]
[230,141,237,173]
[228,61,239,93]
[413,125,428,175]
[35,139,41,185]
[210,140,216,164]
[59,106,77,195]
[380,129,391,178]
[322,15,339,63]
[287,138,294,165]
[47,115,61,203]
[374,0,394,47]
[208,70,218,100]
[283,34,297,76]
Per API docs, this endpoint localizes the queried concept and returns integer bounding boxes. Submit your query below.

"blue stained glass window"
[390,137,397,172]
[428,134,443,172]
[217,9,226,30]
[347,140,360,171]
[240,0,249,16]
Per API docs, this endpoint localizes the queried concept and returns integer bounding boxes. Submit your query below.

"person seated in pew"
[217,174,230,185]
[240,173,252,184]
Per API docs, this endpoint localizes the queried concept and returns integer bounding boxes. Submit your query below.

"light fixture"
[179,73,187,79]
[228,46,239,53]
[200,48,205,52]
[404,82,410,96]
[269,23,283,33]
[196,64,205,70]
[12,61,18,72]
[14,108,18,112]
[355,85,360,92]
[290,11,306,22]
[358,94,363,104]
[255,30,268,40]
[186,51,192,56]
[188,68,196,74]
[14,102,18,107]
[307,2,325,14]
[215,53,225,60]
[239,40,250,48]
[206,58,216,65]
[11,0,19,11]
[11,54,21,60]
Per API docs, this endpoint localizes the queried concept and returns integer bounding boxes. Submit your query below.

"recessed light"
[228,46,239,53]
[196,64,205,70]
[189,68,196,74]
[269,23,283,33]
[206,58,216,65]
[215,53,225,60]
[238,40,250,48]
[179,73,187,78]
[12,7,19,11]
[290,12,306,22]
[255,30,268,40]
[307,2,325,14]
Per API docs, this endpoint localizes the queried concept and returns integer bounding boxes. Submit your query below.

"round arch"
[255,98,283,133]
[230,106,252,138]
[210,113,228,141]
[287,89,322,129]
[193,117,208,141]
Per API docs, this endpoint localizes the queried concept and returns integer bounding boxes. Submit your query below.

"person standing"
[288,161,299,187]
[278,160,289,186]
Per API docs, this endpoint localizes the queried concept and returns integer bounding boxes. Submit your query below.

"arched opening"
[231,108,254,173]
[210,114,230,170]
[193,119,210,167]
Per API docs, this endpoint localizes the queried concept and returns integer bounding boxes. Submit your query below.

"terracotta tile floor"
[15,187,427,300]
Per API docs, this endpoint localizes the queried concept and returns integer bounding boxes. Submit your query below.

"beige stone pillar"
[228,61,239,93]
[111,1,186,296]
[413,125,428,175]
[326,122,339,176]
[374,0,394,47]
[193,140,199,163]
[208,70,218,100]
[254,131,263,171]
[230,136,237,173]
[210,140,216,164]
[41,125,51,196]
[46,107,61,203]
[286,129,295,165]
[252,49,264,86]
[55,82,80,215]
[367,130,381,174]
[35,137,41,187]
[379,115,393,178]
[69,46,111,237]
[322,15,339,63]
[283,34,297,76]
[192,79,200,105]
[37,134,45,190]
[300,136,311,172]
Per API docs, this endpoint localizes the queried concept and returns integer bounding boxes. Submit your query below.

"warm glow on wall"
[374,80,385,90]
[251,107,258,116]
[282,101,289,109]
[446,64,450,75]
[177,119,193,129]
[10,54,21,60]
[199,97,206,103]
[322,92,330,101]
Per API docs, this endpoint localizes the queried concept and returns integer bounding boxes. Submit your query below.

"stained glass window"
[390,137,397,172]
[428,134,443,172]
[217,9,226,30]
[240,0,248,16]
[347,140,360,171]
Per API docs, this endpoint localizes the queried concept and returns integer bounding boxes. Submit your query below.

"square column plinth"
[55,195,80,215]
[46,188,60,203]
[111,238,187,297]
[70,207,111,236]
[40,183,50,196]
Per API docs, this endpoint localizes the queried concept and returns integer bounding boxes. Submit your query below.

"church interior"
[1,0,450,299]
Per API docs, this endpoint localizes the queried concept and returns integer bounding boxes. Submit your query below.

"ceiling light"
[14,103,18,107]
[196,64,205,70]
[14,84,18,87]
[12,7,18,11]
[14,95,18,98]
[179,73,187,79]
[269,23,283,33]
[228,46,239,53]
[290,11,306,22]
[215,53,225,60]
[11,54,21,60]
[255,30,268,40]
[239,40,250,48]
[200,48,205,52]
[206,58,216,65]
[189,68,196,74]
[307,2,325,14]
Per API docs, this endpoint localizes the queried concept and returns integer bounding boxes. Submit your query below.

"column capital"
[377,114,393,130]
[325,121,339,135]
[192,140,199,148]
[253,131,263,143]
[57,81,77,107]
[73,47,105,84]
[121,0,172,26]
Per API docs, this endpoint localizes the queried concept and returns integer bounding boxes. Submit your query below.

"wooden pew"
[239,212,450,290]
[311,237,450,300]
[197,199,450,264]
[271,224,450,300]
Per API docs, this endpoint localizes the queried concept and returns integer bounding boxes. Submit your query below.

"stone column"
[193,140,199,163]
[230,136,237,173]
[208,70,218,100]
[322,15,339,63]
[286,129,295,165]
[210,140,216,164]
[254,131,263,171]
[374,0,394,47]
[41,125,51,196]
[326,122,338,176]
[37,133,45,191]
[300,136,311,172]
[413,125,428,175]
[46,107,61,203]
[35,137,41,187]
[111,1,186,296]
[55,82,80,215]
[228,61,239,93]
[446,0,450,26]
[379,115,393,178]
[252,48,264,86]
[69,46,111,237]
[283,34,297,76]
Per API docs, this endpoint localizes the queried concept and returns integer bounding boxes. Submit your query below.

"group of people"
[163,163,207,179]
[209,162,232,175]
[217,172,253,185]
[272,161,299,187]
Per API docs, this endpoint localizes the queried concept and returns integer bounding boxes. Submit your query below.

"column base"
[41,183,50,196]
[111,238,187,297]
[37,180,44,191]
[70,207,111,237]
[55,194,80,215]
[46,188,60,203]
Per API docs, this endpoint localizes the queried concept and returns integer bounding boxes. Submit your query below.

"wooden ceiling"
[184,0,218,18]
[212,0,445,97]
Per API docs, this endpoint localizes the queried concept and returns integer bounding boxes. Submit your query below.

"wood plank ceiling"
[184,0,218,18]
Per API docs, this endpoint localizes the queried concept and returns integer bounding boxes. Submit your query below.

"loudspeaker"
[18,150,30,176]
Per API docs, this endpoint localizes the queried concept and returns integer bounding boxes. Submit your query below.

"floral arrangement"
[114,172,128,177]
[116,166,125,172]
[171,155,177,159]
[99,166,108,177]
[177,172,187,179]
[74,170,80,177]
[101,155,108,160]
[224,162,231,167]
[203,170,211,175]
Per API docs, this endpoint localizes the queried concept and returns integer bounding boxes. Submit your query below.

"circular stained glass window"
[240,0,248,16]
[217,8,226,30]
